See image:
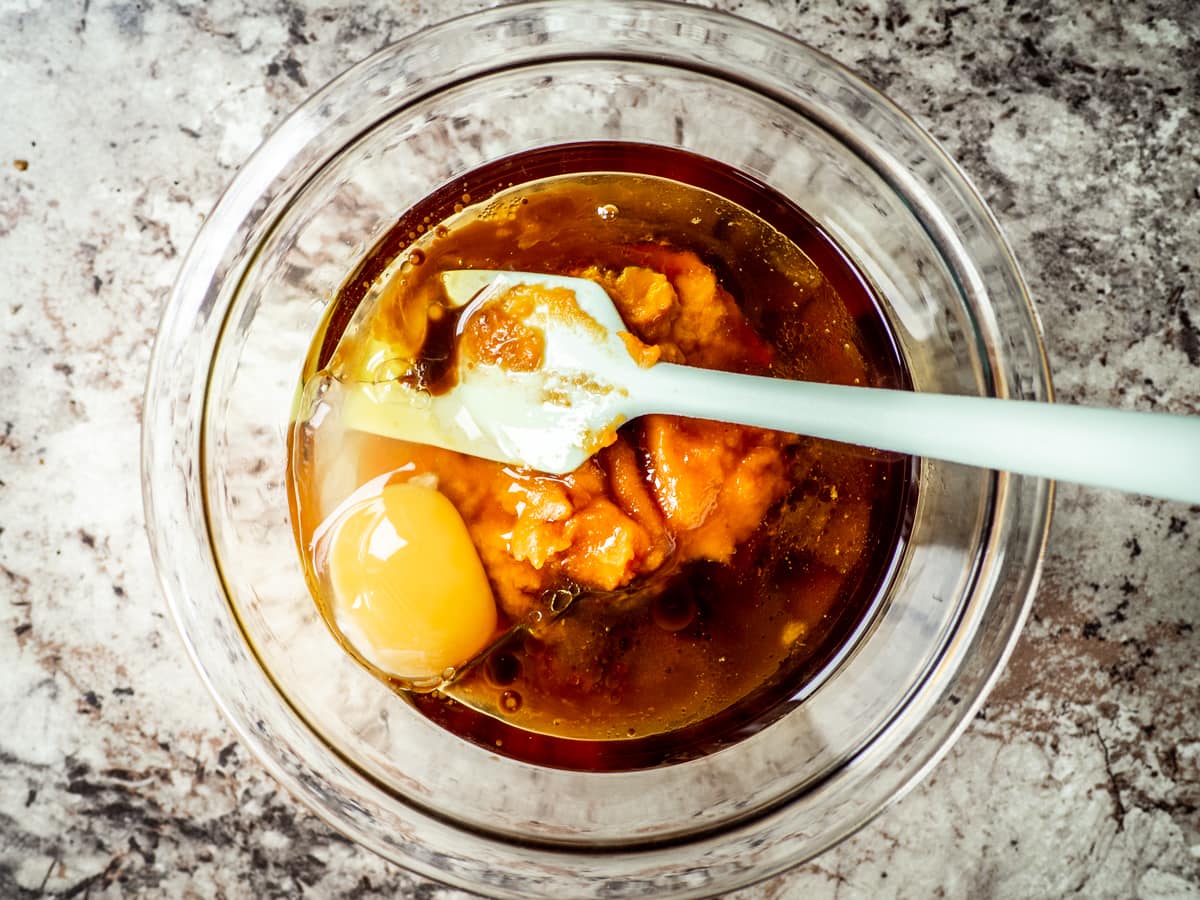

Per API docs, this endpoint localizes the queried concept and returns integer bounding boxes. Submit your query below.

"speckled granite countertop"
[1,0,1197,896]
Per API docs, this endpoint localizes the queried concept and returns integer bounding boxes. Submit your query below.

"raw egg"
[318,476,499,685]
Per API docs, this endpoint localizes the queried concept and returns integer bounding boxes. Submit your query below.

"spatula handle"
[633,364,1200,504]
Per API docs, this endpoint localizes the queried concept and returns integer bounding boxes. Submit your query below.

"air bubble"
[411,390,433,410]
[407,249,426,266]
[597,203,619,221]
[501,690,522,712]
[297,373,335,421]
[435,225,449,238]
[548,587,575,614]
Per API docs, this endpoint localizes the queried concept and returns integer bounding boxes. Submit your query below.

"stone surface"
[1,0,1197,897]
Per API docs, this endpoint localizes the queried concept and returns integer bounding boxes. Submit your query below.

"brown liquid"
[291,142,914,771]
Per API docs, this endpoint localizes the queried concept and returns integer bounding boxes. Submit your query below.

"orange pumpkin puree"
[355,248,793,623]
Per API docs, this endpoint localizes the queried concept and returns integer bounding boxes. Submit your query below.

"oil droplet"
[653,593,696,632]
[626,727,637,737]
[453,203,464,213]
[597,203,619,220]
[501,690,522,712]
[371,358,412,384]
[461,192,471,203]
[487,651,521,686]
[441,666,457,682]
[690,216,702,225]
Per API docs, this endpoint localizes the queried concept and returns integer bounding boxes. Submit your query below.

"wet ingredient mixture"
[288,143,912,770]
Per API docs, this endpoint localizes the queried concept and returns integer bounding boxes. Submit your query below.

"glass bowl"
[142,1,1053,896]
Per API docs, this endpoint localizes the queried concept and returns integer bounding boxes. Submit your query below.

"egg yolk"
[325,480,499,684]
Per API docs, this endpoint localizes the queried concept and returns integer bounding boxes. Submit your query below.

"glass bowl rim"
[142,0,1054,894]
